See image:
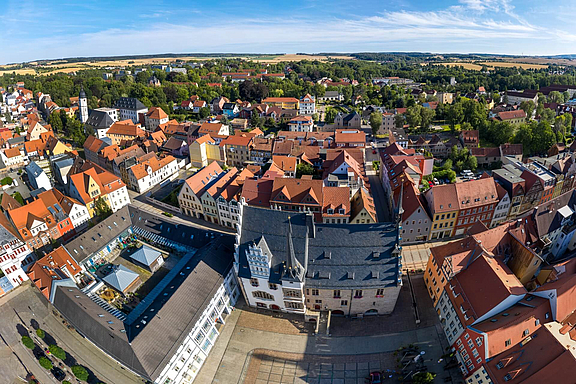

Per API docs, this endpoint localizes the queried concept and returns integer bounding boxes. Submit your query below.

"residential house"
[0,216,34,292]
[493,168,526,219]
[506,90,538,105]
[334,129,365,148]
[262,97,299,110]
[27,247,81,302]
[459,130,480,149]
[189,135,225,168]
[349,187,377,224]
[7,198,61,250]
[494,110,526,125]
[26,119,50,141]
[269,178,324,222]
[216,169,254,229]
[85,108,117,139]
[144,107,169,132]
[299,94,316,115]
[178,162,225,221]
[425,184,459,240]
[249,138,274,166]
[334,112,361,129]
[68,164,130,217]
[222,103,240,118]
[318,91,344,102]
[128,154,179,193]
[490,183,511,228]
[106,121,146,146]
[452,178,499,236]
[25,161,51,191]
[397,184,431,243]
[221,135,252,168]
[83,135,108,164]
[198,122,230,142]
[2,147,24,169]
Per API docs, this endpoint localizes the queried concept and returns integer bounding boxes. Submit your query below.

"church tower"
[79,86,88,123]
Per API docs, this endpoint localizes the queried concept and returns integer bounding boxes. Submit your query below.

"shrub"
[21,335,34,349]
[72,365,89,381]
[36,329,45,339]
[162,212,173,217]
[413,372,436,384]
[49,344,66,360]
[0,177,13,186]
[62,381,72,384]
[38,356,53,370]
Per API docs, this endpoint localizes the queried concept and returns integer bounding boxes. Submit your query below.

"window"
[535,319,540,326]
[341,300,348,306]
[505,339,511,347]
[250,278,259,287]
[523,329,529,337]
[311,289,319,296]
[354,290,363,298]
[333,290,341,298]
[268,283,278,290]
[285,301,303,309]
[253,291,274,300]
[376,289,384,297]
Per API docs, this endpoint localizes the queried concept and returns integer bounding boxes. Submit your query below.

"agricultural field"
[435,61,549,70]
[0,54,354,76]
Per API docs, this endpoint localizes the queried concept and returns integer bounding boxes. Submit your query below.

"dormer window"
[327,208,334,214]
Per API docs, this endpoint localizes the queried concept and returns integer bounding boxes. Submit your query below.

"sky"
[0,0,574,64]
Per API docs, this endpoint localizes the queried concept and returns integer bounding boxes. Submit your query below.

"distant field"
[0,54,354,76]
[436,61,549,70]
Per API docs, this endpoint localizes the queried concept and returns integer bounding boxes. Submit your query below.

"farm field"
[0,54,354,76]
[435,61,549,70]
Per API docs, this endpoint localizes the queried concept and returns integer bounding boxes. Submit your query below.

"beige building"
[189,135,224,168]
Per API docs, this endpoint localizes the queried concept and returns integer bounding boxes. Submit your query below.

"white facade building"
[0,224,34,290]
[299,94,316,115]
[128,155,179,193]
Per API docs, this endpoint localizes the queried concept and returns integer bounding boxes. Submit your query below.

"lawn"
[161,185,182,207]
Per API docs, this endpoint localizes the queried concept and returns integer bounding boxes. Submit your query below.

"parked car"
[33,349,45,359]
[367,371,382,384]
[51,367,66,381]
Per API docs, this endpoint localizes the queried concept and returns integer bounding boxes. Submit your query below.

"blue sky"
[0,0,574,64]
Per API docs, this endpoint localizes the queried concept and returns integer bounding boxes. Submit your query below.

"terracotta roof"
[145,107,168,120]
[335,129,365,144]
[401,184,428,220]
[289,116,313,123]
[270,178,323,206]
[455,177,499,210]
[241,177,274,207]
[4,147,21,158]
[149,130,167,145]
[27,246,81,300]
[262,97,299,103]
[69,166,126,204]
[272,140,294,156]
[500,143,523,156]
[471,147,500,157]
[351,187,376,222]
[107,122,146,138]
[251,137,273,152]
[84,135,105,153]
[322,186,351,216]
[199,122,223,135]
[426,184,458,213]
[460,130,479,142]
[221,135,252,147]
[451,254,526,324]
[497,110,527,120]
[271,156,297,173]
[24,139,47,155]
[1,192,21,211]
[8,198,57,240]
[184,162,224,195]
[194,135,216,145]
[130,155,176,181]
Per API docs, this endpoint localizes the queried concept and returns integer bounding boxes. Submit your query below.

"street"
[368,173,392,222]
[0,284,144,384]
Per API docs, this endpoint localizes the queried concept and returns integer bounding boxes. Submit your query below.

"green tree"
[49,113,63,134]
[199,107,210,119]
[548,91,564,103]
[49,344,67,360]
[38,356,53,370]
[446,103,464,132]
[325,107,337,124]
[36,329,45,339]
[250,112,263,128]
[405,105,422,128]
[369,112,383,135]
[93,197,112,220]
[519,100,535,119]
[21,335,34,349]
[72,365,89,382]
[420,107,435,130]
[296,163,315,178]
[539,108,555,123]
[412,371,436,384]
[394,113,405,128]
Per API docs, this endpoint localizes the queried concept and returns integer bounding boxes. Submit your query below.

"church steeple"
[79,86,88,124]
[283,216,304,282]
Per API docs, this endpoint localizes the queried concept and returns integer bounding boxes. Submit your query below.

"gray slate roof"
[25,161,44,178]
[114,97,147,111]
[103,264,140,292]
[53,236,234,381]
[129,245,161,267]
[533,190,576,238]
[238,206,400,288]
[85,110,115,129]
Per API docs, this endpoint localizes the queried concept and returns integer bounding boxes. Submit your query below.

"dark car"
[33,348,45,359]
[51,367,66,381]
[367,371,382,384]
